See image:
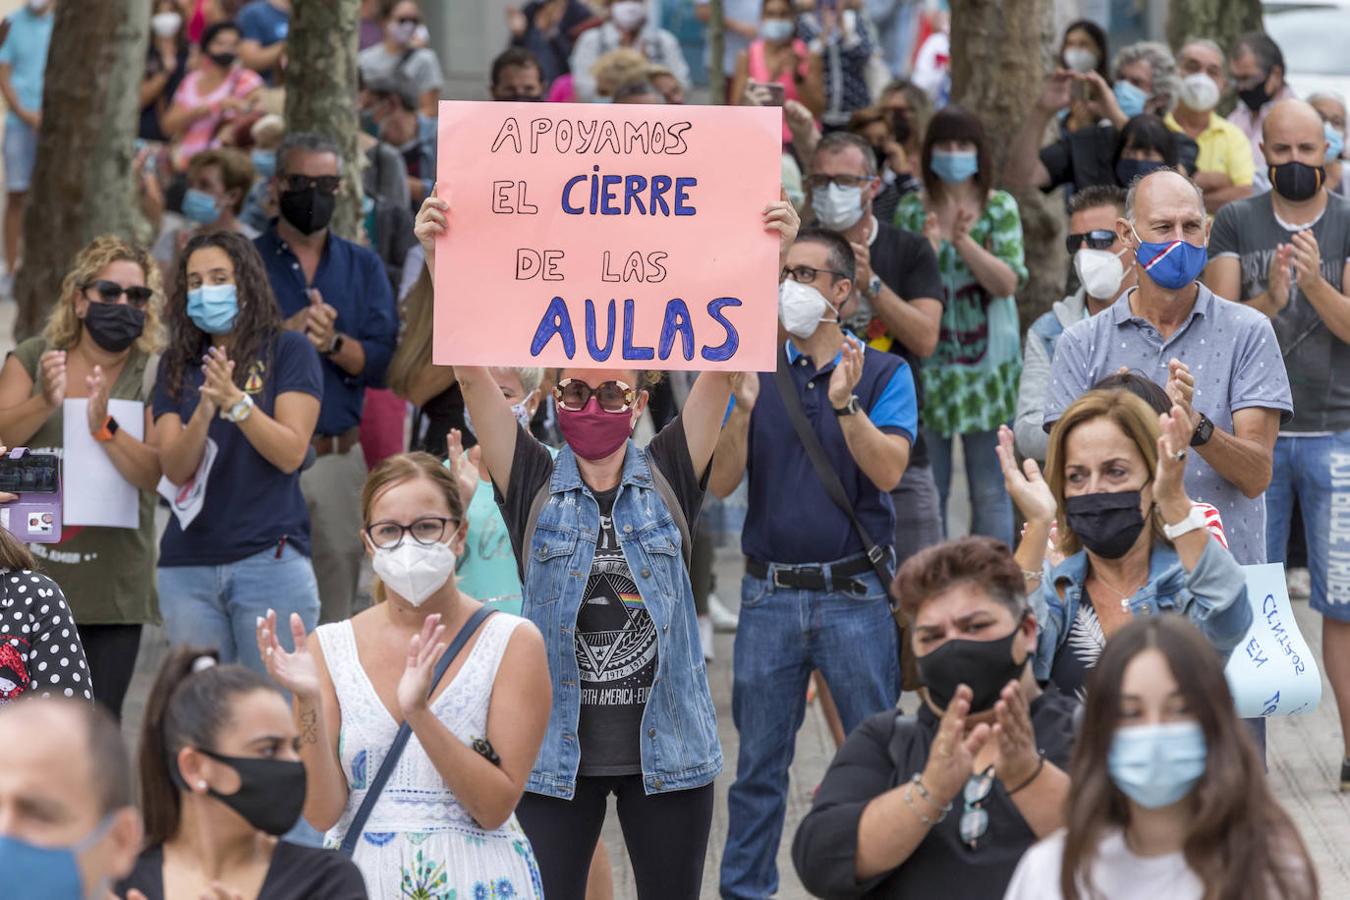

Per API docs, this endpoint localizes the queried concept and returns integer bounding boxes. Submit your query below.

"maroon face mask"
[557,397,634,461]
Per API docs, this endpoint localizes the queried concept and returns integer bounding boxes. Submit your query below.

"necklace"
[1088,566,1149,611]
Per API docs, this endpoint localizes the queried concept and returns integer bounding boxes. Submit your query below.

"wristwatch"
[833,395,862,417]
[865,274,883,298]
[322,334,345,357]
[1163,505,1208,541]
[1190,412,1214,447]
[94,416,120,444]
[221,393,255,423]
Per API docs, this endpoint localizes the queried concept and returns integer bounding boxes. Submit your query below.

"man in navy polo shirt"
[710,227,916,900]
[256,131,397,623]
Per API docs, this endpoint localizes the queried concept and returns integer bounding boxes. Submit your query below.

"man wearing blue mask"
[1043,168,1292,571]
[0,700,141,898]
[1206,99,1350,789]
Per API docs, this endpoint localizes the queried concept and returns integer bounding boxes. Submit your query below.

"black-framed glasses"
[959,766,996,849]
[782,264,847,284]
[1065,229,1117,253]
[806,173,877,191]
[84,280,154,308]
[282,174,341,195]
[366,516,455,550]
[553,379,636,413]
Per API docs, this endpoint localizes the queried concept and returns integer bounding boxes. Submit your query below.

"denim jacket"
[1031,538,1252,681]
[521,441,722,799]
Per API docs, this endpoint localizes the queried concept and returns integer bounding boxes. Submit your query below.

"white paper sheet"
[1226,563,1322,717]
[61,399,145,528]
[157,437,218,531]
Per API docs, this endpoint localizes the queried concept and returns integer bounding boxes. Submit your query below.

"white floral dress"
[316,614,542,900]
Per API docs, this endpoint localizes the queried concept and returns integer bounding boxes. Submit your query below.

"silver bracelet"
[907,773,951,821]
[902,785,937,826]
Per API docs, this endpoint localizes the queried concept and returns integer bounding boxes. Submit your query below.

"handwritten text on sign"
[432,102,782,371]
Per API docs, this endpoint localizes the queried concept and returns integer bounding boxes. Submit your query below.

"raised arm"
[709,374,756,499]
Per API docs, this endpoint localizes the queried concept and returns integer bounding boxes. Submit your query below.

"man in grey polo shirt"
[1044,169,1292,566]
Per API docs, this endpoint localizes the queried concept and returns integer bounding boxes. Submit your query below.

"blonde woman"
[258,452,551,897]
[0,235,166,718]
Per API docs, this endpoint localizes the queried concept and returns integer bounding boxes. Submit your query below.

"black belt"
[746,553,878,592]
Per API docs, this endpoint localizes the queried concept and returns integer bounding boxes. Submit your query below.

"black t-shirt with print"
[498,418,704,774]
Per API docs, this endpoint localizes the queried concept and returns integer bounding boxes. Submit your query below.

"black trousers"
[76,623,142,719]
[516,775,714,899]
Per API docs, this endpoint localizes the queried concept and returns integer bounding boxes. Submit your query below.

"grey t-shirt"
[358,44,444,99]
[1210,191,1350,432]
[1044,284,1293,565]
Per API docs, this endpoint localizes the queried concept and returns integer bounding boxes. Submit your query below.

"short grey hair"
[1180,38,1224,62]
[276,131,344,178]
[1113,41,1180,114]
[1308,91,1348,115]
[814,131,878,177]
[1124,169,1206,221]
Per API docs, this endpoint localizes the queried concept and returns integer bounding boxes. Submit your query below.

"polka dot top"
[0,570,91,702]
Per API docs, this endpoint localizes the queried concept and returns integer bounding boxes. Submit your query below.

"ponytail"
[137,645,274,845]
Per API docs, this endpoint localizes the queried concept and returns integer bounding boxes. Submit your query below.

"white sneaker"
[1288,567,1312,600]
[699,614,714,662]
[708,593,739,632]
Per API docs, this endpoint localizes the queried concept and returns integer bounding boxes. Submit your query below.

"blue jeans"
[158,545,320,675]
[721,567,899,899]
[928,428,1015,547]
[1267,430,1350,622]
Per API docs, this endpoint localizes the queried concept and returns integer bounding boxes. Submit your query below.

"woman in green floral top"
[894,105,1027,546]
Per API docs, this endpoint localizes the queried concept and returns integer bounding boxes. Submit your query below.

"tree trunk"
[285,0,362,241]
[1167,0,1264,57]
[13,1,149,340]
[707,0,726,104]
[949,0,1062,330]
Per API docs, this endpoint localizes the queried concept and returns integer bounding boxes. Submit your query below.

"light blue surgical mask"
[187,283,240,335]
[1327,121,1346,164]
[931,149,979,184]
[0,812,117,899]
[181,188,222,225]
[1108,721,1207,808]
[1114,79,1149,119]
[759,18,795,43]
[810,183,865,230]
[250,149,277,180]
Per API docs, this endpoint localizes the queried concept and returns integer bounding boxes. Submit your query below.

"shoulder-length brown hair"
[42,235,166,355]
[1061,617,1318,900]
[1045,389,1168,557]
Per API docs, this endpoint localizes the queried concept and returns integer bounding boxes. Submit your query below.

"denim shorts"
[3,117,37,193]
[1267,429,1350,622]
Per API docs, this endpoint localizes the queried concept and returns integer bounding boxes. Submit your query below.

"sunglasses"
[281,174,341,195]
[84,280,154,308]
[553,379,636,413]
[1065,229,1117,253]
[365,516,455,550]
[782,264,847,284]
[959,765,996,850]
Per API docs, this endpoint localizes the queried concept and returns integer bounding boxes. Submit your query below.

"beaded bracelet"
[906,773,952,822]
[1021,568,1043,582]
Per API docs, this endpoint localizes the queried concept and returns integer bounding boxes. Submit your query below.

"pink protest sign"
[432,101,782,371]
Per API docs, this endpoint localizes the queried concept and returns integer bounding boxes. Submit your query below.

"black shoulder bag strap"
[772,345,894,589]
[339,605,496,856]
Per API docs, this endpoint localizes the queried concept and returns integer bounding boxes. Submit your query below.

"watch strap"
[95,416,118,443]
[1189,412,1213,447]
[1163,506,1208,541]
[833,395,861,417]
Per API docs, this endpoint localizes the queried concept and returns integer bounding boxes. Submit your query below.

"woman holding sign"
[151,231,323,677]
[413,190,798,898]
[997,388,1251,702]
[1004,616,1318,900]
[0,236,166,719]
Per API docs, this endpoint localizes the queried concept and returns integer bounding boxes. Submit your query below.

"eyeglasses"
[1065,229,1117,253]
[781,264,847,284]
[553,379,636,413]
[959,765,996,850]
[365,516,455,550]
[84,280,154,308]
[806,173,876,190]
[281,174,341,195]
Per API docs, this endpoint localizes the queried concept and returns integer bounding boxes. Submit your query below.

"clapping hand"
[1266,243,1294,311]
[1164,358,1199,437]
[921,685,991,807]
[827,340,863,409]
[445,428,481,512]
[255,608,322,702]
[1290,229,1325,294]
[86,366,110,437]
[1154,404,1193,513]
[38,350,66,409]
[200,346,242,413]
[396,613,449,720]
[303,288,338,353]
[995,425,1056,525]
[922,211,941,254]
[989,681,1040,788]
[951,207,977,248]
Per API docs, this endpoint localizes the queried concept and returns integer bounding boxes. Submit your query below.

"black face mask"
[190,749,307,836]
[279,185,337,235]
[1238,79,1272,112]
[1064,490,1148,559]
[209,51,237,69]
[917,617,1028,714]
[83,301,146,353]
[1270,160,1325,202]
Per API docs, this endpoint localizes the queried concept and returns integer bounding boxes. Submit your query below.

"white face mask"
[372,540,457,607]
[1063,47,1098,75]
[388,19,418,46]
[811,183,865,231]
[1178,73,1220,113]
[779,278,836,339]
[151,11,182,38]
[463,401,533,440]
[610,1,646,32]
[1074,247,1131,301]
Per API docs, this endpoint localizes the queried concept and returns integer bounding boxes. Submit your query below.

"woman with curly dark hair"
[150,230,324,677]
[1004,616,1318,900]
